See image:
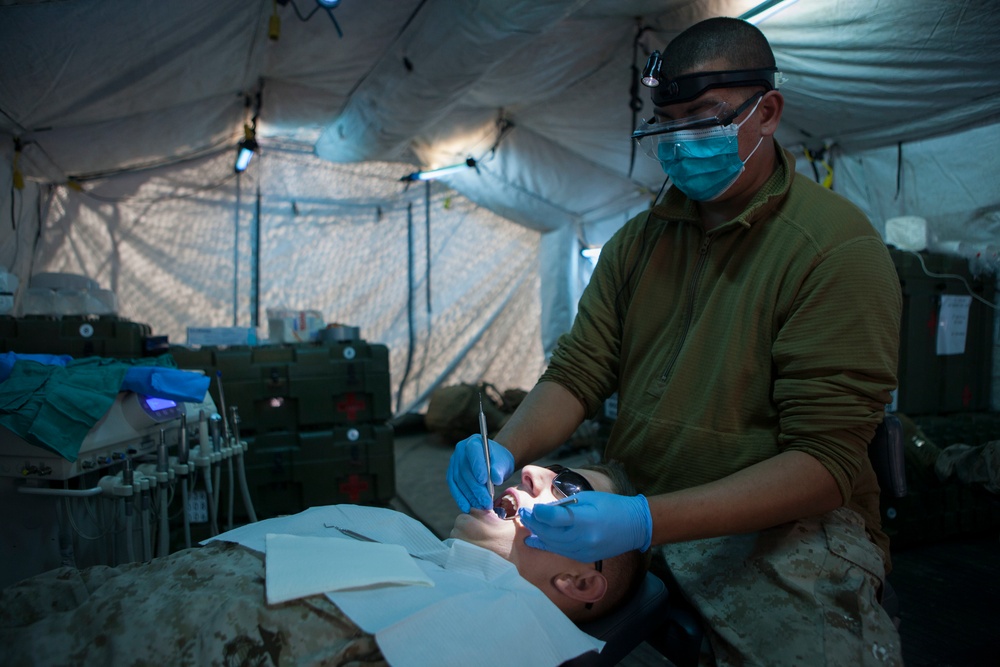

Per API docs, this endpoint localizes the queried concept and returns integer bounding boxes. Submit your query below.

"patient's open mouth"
[493,492,518,520]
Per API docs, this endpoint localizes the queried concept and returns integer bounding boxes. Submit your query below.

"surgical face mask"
[640,95,764,201]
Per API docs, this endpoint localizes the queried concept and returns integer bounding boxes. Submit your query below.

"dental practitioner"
[449,16,903,667]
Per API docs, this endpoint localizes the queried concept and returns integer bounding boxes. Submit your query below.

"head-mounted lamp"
[640,50,781,105]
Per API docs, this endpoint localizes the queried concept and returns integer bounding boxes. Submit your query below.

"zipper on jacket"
[658,234,713,383]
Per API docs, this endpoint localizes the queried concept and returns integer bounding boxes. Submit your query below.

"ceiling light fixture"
[400,158,478,182]
[740,0,800,25]
[234,123,258,173]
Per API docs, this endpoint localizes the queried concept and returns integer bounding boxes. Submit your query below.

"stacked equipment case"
[881,248,1000,546]
[169,340,394,518]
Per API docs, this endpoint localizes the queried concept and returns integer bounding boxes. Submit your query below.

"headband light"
[639,51,780,104]
[640,50,663,87]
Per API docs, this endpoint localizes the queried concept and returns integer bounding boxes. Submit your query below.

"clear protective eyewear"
[631,93,763,159]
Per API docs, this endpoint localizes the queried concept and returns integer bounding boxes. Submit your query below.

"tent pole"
[251,185,261,328]
[233,172,241,327]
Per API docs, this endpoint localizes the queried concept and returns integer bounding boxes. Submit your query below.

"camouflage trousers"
[656,507,903,667]
[0,541,386,667]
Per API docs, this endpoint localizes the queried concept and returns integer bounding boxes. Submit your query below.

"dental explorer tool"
[479,393,493,501]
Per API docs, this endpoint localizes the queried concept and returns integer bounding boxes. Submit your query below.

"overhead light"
[581,247,602,266]
[740,0,800,25]
[316,0,340,7]
[234,124,258,173]
[400,157,477,182]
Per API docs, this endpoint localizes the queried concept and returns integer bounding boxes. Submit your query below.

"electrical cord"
[908,250,998,310]
[280,0,342,36]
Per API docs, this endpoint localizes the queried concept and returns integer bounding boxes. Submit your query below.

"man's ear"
[552,570,608,606]
[758,90,783,137]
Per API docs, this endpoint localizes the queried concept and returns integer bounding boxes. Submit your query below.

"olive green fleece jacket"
[541,144,902,562]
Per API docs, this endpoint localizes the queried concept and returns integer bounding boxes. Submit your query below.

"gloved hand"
[518,491,652,562]
[447,434,515,513]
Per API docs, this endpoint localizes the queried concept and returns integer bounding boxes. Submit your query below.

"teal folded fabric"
[0,355,202,462]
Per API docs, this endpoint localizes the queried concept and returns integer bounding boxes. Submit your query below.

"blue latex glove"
[518,491,653,562]
[121,366,210,403]
[447,434,515,513]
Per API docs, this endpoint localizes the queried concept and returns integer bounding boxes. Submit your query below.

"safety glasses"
[544,464,603,608]
[631,92,764,157]
[545,464,596,498]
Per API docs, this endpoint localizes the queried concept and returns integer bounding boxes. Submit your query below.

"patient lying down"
[0,462,648,666]
[451,461,650,622]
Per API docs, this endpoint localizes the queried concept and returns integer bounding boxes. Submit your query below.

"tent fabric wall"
[25,148,546,414]
[835,121,1000,249]
[0,138,42,290]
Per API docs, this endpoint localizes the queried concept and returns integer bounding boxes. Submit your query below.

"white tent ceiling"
[1,0,998,411]
[4,0,999,225]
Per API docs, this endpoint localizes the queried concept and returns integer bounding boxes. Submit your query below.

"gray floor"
[389,429,1000,667]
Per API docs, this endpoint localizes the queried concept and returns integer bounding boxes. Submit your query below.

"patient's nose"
[520,464,553,498]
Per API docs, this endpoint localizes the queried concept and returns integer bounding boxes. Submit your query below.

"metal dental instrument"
[330,525,430,561]
[479,392,493,502]
[331,525,378,543]
[496,495,578,520]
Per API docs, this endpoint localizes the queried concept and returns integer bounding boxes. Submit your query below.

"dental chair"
[565,570,670,666]
[645,413,908,667]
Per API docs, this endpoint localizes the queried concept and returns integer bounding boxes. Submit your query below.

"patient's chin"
[450,512,514,559]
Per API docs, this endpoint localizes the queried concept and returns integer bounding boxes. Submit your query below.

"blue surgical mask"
[656,98,763,202]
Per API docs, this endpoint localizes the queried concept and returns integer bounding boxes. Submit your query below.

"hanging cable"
[803,145,834,188]
[425,180,432,316]
[400,110,514,182]
[628,21,654,179]
[396,202,417,414]
[276,0,344,37]
[894,142,903,199]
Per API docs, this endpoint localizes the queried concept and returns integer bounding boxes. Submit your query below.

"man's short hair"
[663,16,776,78]
[580,461,652,620]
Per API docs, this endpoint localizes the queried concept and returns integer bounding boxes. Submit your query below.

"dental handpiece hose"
[123,459,136,563]
[157,430,170,558]
[216,371,231,441]
[207,414,221,536]
[231,405,258,523]
[178,414,191,549]
[479,394,493,501]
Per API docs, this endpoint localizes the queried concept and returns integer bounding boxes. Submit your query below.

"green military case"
[0,315,167,358]
[169,341,392,434]
[169,341,395,518]
[241,423,395,518]
[890,249,995,415]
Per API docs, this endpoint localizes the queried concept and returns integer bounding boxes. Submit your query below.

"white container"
[885,216,927,251]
